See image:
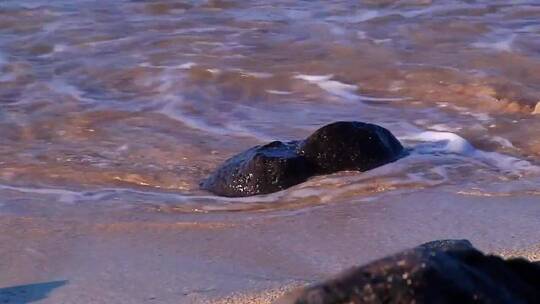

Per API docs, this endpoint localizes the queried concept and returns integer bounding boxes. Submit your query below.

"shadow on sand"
[0,280,67,304]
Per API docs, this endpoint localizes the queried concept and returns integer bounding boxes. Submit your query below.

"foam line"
[402,131,540,175]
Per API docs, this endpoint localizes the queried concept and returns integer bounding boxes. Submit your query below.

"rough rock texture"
[202,121,404,197]
[277,240,540,304]
[300,121,404,174]
[201,141,313,197]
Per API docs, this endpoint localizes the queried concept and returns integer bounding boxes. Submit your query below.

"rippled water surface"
[1,0,539,218]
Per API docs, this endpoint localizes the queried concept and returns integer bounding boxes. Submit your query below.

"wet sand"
[1,185,540,303]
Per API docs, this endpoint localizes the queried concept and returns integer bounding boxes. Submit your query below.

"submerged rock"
[201,141,313,197]
[277,240,540,304]
[202,121,404,197]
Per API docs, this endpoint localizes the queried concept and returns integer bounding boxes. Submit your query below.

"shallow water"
[1,1,540,303]
[1,0,539,219]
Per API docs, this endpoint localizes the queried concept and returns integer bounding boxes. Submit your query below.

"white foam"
[0,183,192,205]
[49,79,94,103]
[429,124,462,132]
[397,4,472,19]
[53,44,68,53]
[490,136,515,149]
[0,184,81,197]
[140,62,196,70]
[294,74,359,100]
[232,69,273,78]
[171,27,219,35]
[83,36,132,47]
[357,31,367,39]
[439,103,492,122]
[147,72,267,139]
[207,68,221,75]
[193,41,225,47]
[294,74,406,102]
[242,72,272,78]
[266,90,292,95]
[463,111,491,122]
[157,96,273,142]
[403,131,476,155]
[373,39,392,44]
[326,10,381,23]
[356,95,406,102]
[294,74,334,82]
[402,131,540,175]
[473,35,515,52]
[159,100,229,135]
[325,4,474,25]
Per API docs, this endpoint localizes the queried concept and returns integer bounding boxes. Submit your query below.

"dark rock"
[202,121,404,197]
[201,141,313,197]
[419,239,474,251]
[277,240,540,304]
[300,121,404,174]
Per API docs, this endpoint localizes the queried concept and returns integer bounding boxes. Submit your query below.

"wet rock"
[300,121,404,174]
[201,141,313,197]
[277,240,540,304]
[202,121,404,197]
[419,239,474,251]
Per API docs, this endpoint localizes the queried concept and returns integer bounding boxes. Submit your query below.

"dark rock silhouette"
[202,121,404,197]
[300,121,404,174]
[201,140,313,197]
[276,240,540,304]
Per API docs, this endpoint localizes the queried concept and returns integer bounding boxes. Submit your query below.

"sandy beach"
[2,183,540,303]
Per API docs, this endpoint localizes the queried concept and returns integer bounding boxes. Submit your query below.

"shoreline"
[1,185,540,303]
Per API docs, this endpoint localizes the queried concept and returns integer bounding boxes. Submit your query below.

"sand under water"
[0,0,540,303]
